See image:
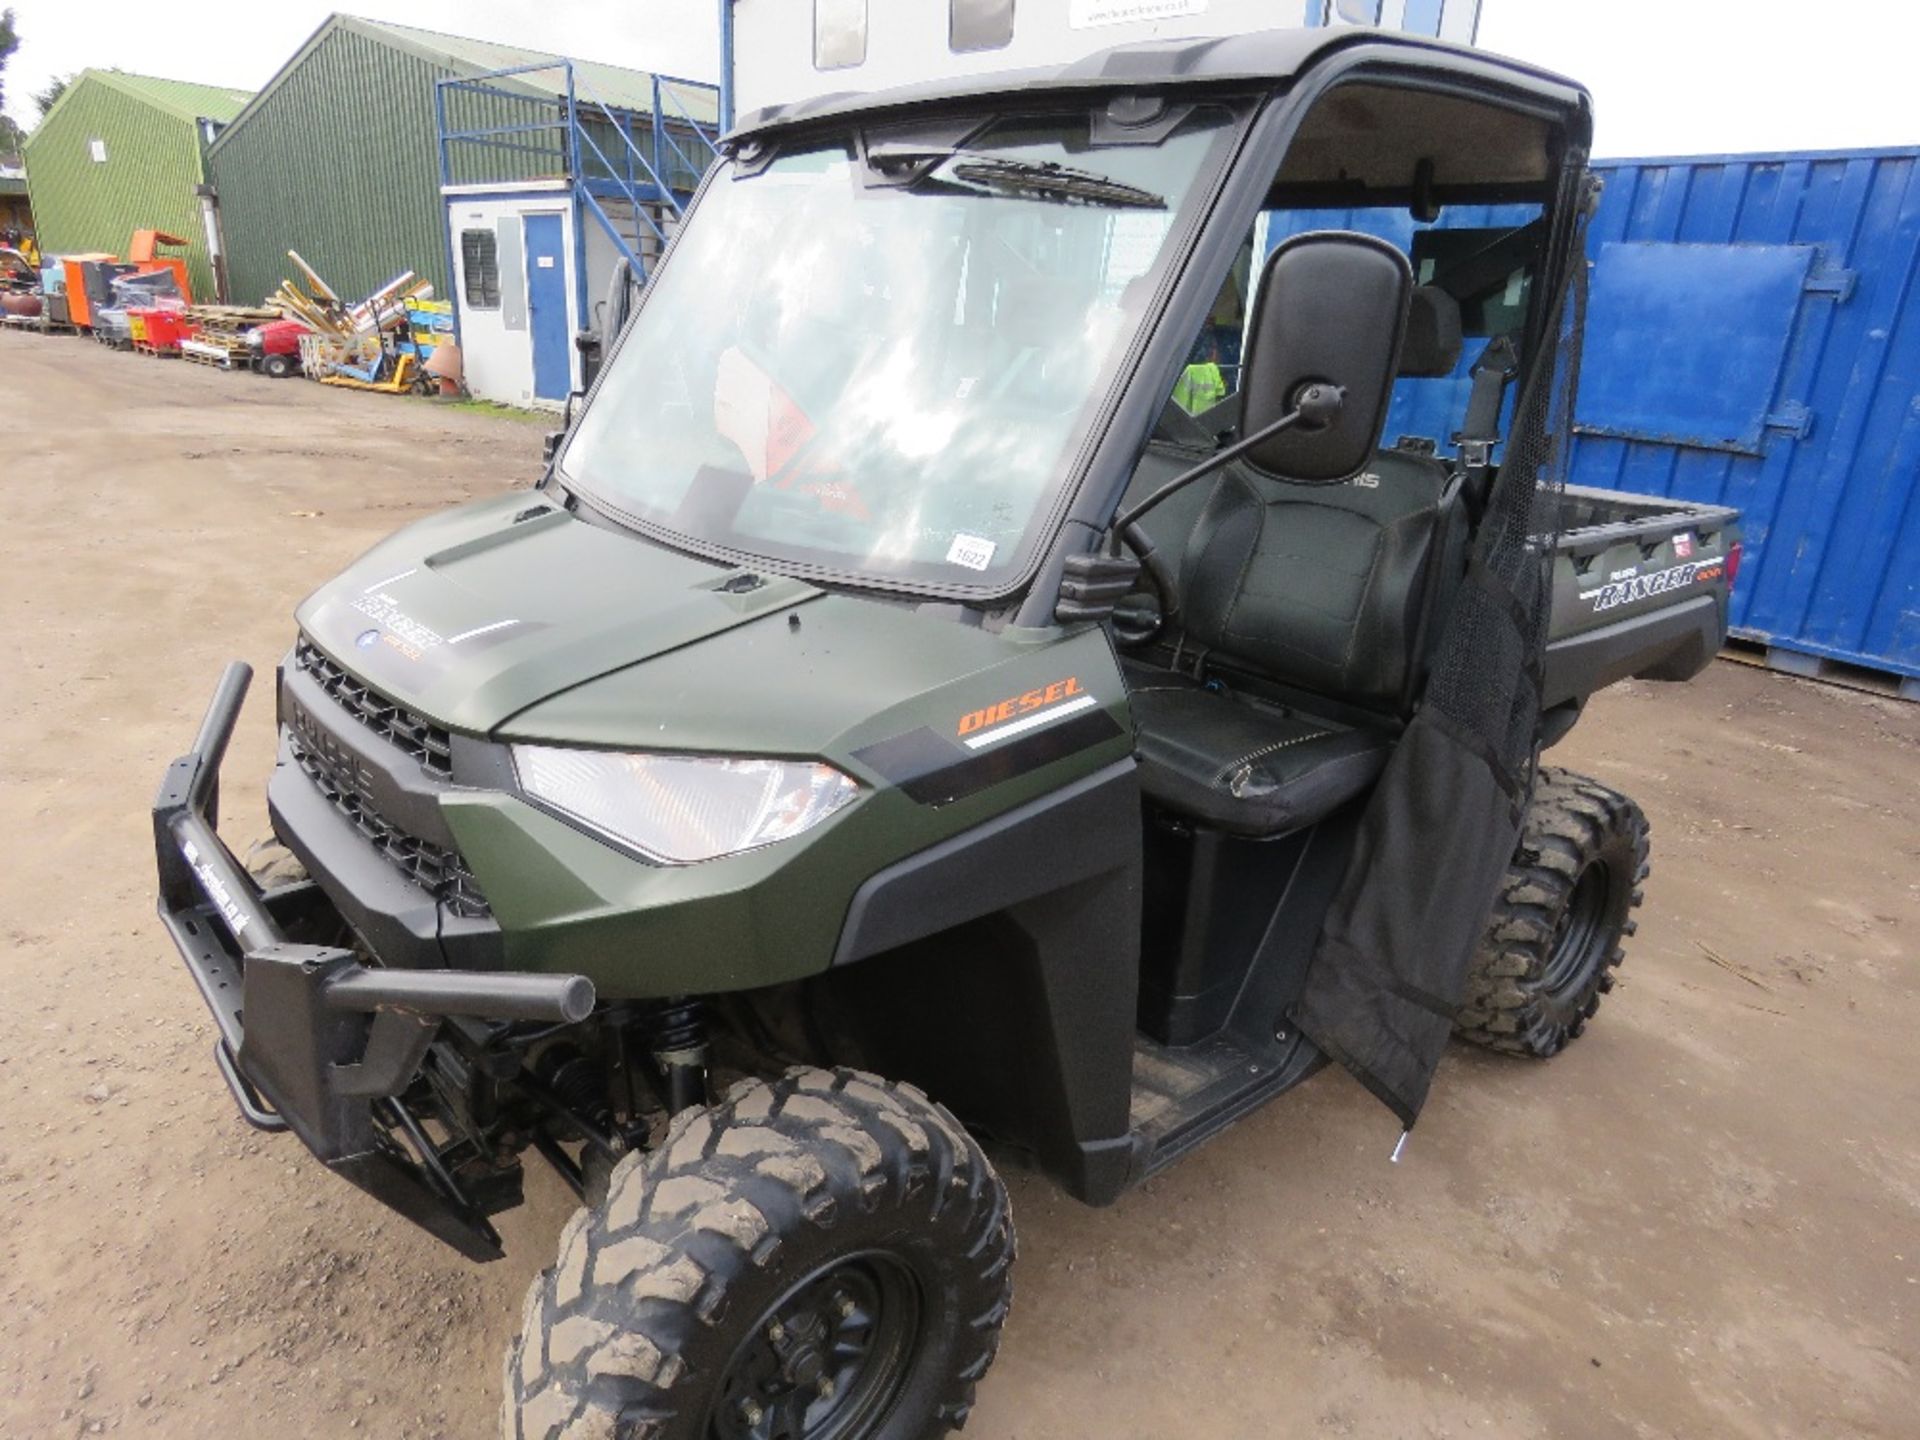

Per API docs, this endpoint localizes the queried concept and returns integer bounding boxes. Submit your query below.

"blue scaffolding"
[435,59,722,326]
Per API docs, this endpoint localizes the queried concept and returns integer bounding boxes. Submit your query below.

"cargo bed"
[1543,484,1742,715]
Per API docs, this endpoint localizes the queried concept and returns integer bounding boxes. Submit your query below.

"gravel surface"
[2,329,1915,1439]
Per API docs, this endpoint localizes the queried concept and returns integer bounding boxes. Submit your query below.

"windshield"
[559,108,1237,591]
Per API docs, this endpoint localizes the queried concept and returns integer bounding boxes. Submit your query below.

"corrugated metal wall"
[21,80,217,298]
[210,28,460,306]
[1574,150,1920,685]
[210,26,584,307]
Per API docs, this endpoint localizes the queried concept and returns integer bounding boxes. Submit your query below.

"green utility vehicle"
[155,26,1742,1440]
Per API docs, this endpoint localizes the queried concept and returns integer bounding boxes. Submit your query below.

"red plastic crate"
[129,307,195,353]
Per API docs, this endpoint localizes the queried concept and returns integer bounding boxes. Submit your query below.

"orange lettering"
[956,675,1089,737]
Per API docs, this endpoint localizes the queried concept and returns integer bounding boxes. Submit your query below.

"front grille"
[290,744,492,919]
[289,635,488,920]
[294,637,453,779]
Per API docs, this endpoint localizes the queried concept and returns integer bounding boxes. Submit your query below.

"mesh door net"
[1292,194,1593,1130]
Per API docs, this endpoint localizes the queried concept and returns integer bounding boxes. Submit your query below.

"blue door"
[523,212,570,402]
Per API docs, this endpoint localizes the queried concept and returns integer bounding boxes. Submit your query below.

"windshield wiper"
[868,147,1166,210]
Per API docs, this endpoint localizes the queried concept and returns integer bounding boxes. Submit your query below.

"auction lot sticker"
[1072,0,1209,28]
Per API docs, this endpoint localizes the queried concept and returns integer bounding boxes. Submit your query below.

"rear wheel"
[1455,768,1649,1057]
[506,1067,1014,1440]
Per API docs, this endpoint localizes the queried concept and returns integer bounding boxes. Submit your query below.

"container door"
[523,212,570,403]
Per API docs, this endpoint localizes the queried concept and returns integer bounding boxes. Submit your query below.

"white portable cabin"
[731,0,1484,114]
[445,186,648,411]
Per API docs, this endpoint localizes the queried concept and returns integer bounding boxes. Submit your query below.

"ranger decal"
[1581,559,1717,614]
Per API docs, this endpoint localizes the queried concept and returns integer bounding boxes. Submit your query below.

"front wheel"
[506,1067,1014,1440]
[1455,768,1649,1057]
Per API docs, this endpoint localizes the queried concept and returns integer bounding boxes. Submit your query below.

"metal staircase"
[435,59,720,318]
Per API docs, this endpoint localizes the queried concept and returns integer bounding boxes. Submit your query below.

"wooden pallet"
[131,340,179,358]
[180,342,238,369]
[1722,635,1919,702]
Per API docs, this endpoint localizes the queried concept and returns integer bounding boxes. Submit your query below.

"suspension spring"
[647,998,711,1115]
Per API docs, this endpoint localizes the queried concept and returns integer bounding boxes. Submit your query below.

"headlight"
[512,746,859,864]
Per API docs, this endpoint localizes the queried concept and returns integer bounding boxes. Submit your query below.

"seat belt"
[1455,335,1519,522]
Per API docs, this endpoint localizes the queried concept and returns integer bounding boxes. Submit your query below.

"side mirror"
[544,389,589,464]
[1240,231,1412,481]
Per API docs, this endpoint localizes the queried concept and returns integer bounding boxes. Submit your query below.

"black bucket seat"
[1129,285,1466,837]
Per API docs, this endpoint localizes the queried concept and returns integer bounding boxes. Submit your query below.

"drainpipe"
[717,0,736,133]
[194,182,231,305]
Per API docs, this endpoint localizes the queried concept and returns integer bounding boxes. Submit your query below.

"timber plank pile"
[273,252,438,393]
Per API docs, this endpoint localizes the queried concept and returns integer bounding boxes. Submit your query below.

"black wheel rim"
[709,1251,923,1440]
[1542,862,1611,1000]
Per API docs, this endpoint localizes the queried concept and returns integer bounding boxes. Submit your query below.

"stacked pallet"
[180,304,282,368]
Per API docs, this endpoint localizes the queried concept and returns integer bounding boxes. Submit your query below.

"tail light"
[1725,540,1743,594]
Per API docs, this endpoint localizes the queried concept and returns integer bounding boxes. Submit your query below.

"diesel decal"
[856,704,1125,807]
[957,677,1093,749]
[1580,559,1713,614]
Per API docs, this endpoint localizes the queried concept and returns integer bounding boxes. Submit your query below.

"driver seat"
[1128,287,1464,838]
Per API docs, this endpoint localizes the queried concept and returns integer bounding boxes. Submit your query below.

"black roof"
[731,26,1589,142]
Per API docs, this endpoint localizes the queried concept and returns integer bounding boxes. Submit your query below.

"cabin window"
[462,229,501,310]
[951,0,1016,51]
[815,0,868,70]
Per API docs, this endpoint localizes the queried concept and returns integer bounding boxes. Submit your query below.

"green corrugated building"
[21,71,251,300]
[206,14,712,309]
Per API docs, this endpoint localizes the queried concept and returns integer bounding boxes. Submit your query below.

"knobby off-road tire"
[506,1067,1015,1440]
[244,836,308,889]
[1455,767,1649,1058]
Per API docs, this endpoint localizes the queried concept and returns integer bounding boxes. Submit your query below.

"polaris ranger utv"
[154,26,1741,1440]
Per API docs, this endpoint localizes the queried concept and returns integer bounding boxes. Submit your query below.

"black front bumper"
[154,662,595,1262]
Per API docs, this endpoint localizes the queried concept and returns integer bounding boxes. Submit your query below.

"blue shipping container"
[1260,147,1920,693]
[1574,148,1920,693]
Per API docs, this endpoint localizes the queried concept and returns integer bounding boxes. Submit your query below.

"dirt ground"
[1,329,1915,1440]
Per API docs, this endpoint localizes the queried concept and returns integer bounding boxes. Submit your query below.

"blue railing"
[435,58,721,316]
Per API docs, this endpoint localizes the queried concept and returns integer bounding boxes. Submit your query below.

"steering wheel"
[1112,523,1177,650]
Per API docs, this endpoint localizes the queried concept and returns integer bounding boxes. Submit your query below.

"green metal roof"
[35,69,251,131]
[212,14,718,146]
[90,71,251,124]
[358,18,716,120]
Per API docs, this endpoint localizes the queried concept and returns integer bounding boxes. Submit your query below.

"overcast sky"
[3,1,1916,158]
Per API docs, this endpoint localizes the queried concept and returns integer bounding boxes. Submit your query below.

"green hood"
[296,493,1019,753]
[297,494,820,735]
